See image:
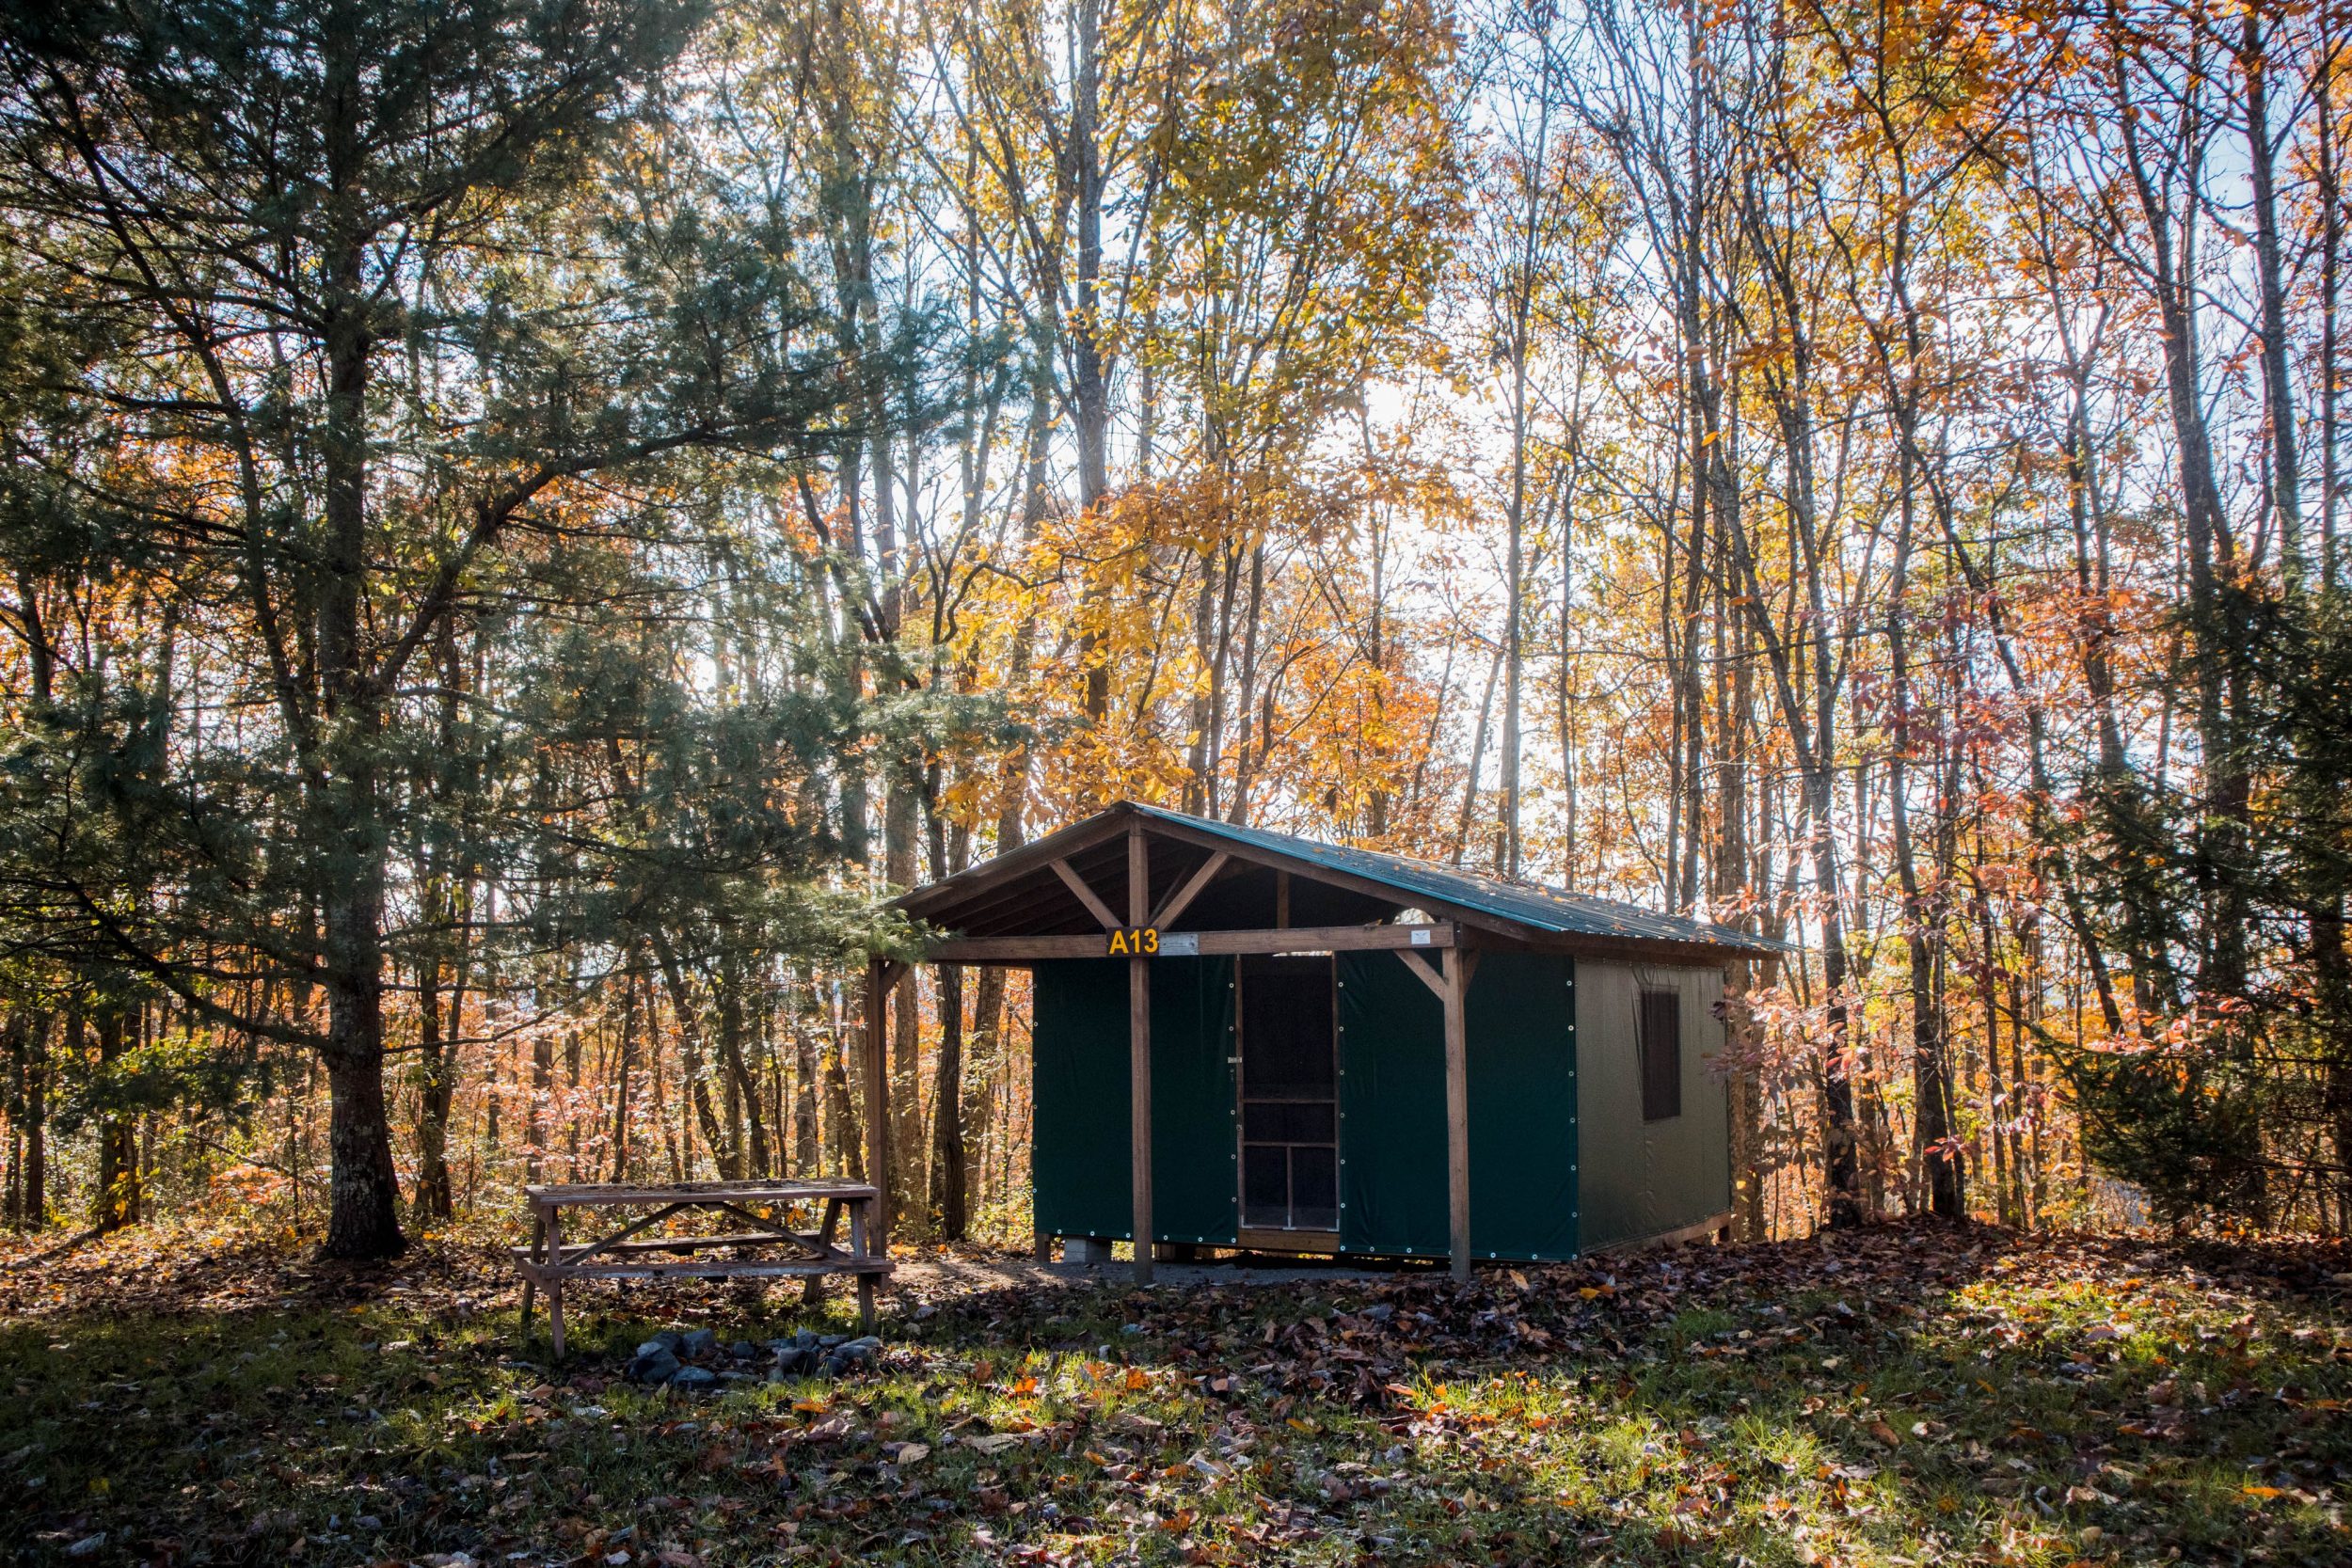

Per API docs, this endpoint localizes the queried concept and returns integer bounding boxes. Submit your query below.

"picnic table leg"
[519,1208,544,1345]
[803,1196,841,1308]
[852,1194,877,1330]
[548,1206,567,1359]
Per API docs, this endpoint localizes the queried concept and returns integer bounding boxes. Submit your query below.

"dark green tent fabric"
[1043,950,1576,1259]
[1151,956,1238,1243]
[1031,958,1237,1243]
[1031,960,1133,1239]
[1335,951,1449,1256]
[1465,952,1579,1260]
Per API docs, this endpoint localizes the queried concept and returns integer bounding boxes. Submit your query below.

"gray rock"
[635,1338,673,1358]
[835,1336,882,1362]
[795,1329,820,1350]
[679,1327,718,1356]
[1363,1304,1396,1323]
[628,1347,681,1384]
[771,1346,812,1375]
[648,1330,685,1354]
[670,1366,719,1390]
[818,1334,846,1349]
[728,1340,756,1362]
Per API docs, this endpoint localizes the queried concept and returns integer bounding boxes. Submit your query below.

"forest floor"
[1,1220,2348,1568]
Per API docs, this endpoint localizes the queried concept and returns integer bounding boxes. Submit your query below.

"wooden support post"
[1276,870,1290,928]
[1441,945,1470,1284]
[1128,825,1153,1285]
[864,958,896,1259]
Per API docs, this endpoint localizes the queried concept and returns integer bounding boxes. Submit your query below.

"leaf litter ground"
[2,1221,2347,1566]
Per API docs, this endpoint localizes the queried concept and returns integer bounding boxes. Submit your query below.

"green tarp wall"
[1465,952,1580,1259]
[1334,951,1449,1256]
[1038,948,1581,1260]
[1336,950,1579,1261]
[1030,957,1238,1244]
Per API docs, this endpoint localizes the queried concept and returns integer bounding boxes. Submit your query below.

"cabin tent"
[882,801,1786,1279]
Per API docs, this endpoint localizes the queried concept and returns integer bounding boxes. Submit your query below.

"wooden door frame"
[1232,951,1342,1245]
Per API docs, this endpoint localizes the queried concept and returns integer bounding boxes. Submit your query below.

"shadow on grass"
[0,1224,2345,1566]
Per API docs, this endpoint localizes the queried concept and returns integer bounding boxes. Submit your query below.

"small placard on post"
[1106,927,1160,957]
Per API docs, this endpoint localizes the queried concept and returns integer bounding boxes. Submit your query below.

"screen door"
[1237,954,1339,1231]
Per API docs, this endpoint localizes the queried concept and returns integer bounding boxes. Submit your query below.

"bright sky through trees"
[0,0,2347,1259]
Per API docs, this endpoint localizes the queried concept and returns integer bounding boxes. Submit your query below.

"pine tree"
[0,0,863,1256]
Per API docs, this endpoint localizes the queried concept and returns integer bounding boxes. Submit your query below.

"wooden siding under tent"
[869,802,1788,1284]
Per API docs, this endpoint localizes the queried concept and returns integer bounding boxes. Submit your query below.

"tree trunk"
[792,970,823,1171]
[928,810,973,1240]
[313,21,402,1259]
[1073,0,1112,721]
[609,972,640,1181]
[2241,8,2304,590]
[1888,467,1963,1221]
[91,1012,139,1232]
[650,938,734,1178]
[824,980,863,1180]
[17,1015,44,1229]
[718,952,771,1176]
[411,955,455,1222]
[527,1030,555,1185]
[885,778,923,1232]
[930,961,968,1241]
[2319,66,2341,591]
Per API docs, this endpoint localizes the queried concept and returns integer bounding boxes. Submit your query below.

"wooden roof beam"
[1150,850,1230,928]
[922,922,1458,964]
[1050,858,1123,931]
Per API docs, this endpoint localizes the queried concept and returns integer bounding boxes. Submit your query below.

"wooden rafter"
[1150,849,1231,928]
[1051,858,1123,930]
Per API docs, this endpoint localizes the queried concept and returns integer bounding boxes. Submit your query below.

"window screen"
[1238,955,1339,1231]
[1639,987,1681,1121]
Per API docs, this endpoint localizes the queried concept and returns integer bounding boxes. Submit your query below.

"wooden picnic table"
[513,1178,892,1357]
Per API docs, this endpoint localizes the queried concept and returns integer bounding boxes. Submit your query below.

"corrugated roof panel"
[1127,804,1786,955]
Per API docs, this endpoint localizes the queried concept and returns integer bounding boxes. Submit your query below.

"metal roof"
[896,800,1785,958]
[1120,803,1786,955]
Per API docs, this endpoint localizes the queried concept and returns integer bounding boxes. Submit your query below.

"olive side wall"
[1571,959,1733,1248]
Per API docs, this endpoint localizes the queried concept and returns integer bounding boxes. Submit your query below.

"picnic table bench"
[513,1178,892,1357]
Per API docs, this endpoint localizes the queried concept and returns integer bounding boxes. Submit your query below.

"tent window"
[1639,988,1681,1122]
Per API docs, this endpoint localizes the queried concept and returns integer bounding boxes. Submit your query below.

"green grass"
[2,1225,2347,1565]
